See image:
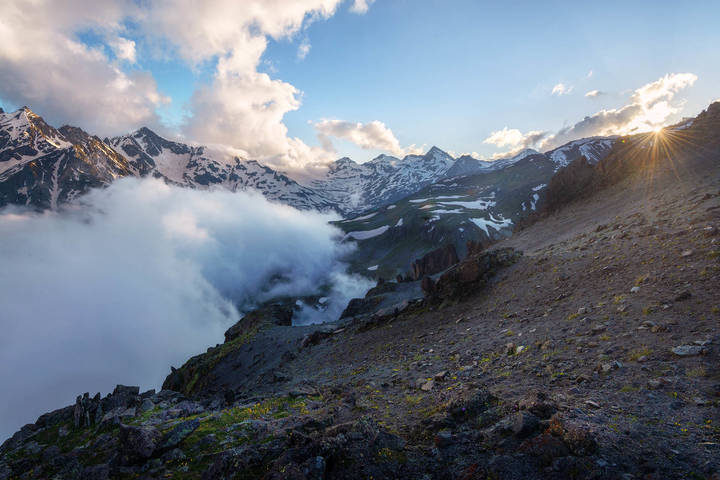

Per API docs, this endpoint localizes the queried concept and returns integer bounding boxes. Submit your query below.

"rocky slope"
[0,108,133,209]
[0,108,335,212]
[332,151,560,279]
[2,104,718,479]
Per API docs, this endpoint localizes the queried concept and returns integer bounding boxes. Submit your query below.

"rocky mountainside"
[307,146,456,214]
[331,150,593,279]
[0,105,619,218]
[108,128,336,211]
[0,108,335,212]
[309,140,616,216]
[0,108,132,209]
[2,102,718,480]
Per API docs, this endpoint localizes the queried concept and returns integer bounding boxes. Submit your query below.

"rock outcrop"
[410,244,459,280]
[422,247,522,302]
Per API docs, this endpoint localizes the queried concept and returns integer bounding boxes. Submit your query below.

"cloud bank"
[0,178,368,440]
[485,73,697,157]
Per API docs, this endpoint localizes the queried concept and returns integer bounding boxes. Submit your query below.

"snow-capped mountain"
[309,146,456,214]
[108,128,335,211]
[0,107,133,209]
[0,105,619,216]
[0,108,334,211]
[546,136,617,169]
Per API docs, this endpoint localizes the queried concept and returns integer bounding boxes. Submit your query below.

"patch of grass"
[504,330,514,337]
[613,295,625,304]
[599,334,611,342]
[629,346,652,361]
[687,367,707,378]
[377,447,407,463]
[567,312,579,321]
[404,395,424,407]
[620,385,639,393]
[642,306,654,316]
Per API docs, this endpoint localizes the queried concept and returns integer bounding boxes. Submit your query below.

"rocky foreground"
[2,112,720,479]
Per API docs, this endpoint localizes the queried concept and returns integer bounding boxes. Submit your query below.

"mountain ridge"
[0,105,631,216]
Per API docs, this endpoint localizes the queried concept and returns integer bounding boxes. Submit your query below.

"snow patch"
[469,213,513,236]
[345,225,389,240]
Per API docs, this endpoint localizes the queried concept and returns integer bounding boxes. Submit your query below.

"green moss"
[376,447,407,463]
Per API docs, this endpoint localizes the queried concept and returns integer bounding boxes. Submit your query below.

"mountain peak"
[135,126,158,137]
[511,148,540,160]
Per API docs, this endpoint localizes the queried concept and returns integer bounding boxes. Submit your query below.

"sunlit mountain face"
[1,2,719,479]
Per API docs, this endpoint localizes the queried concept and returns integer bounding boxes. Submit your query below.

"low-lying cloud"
[0,178,369,440]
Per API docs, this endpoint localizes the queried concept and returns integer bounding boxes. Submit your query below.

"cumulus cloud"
[485,73,697,157]
[0,0,167,136]
[551,83,573,96]
[108,36,137,63]
[585,89,604,98]
[0,178,370,440]
[483,127,547,159]
[351,0,376,14]
[315,119,423,157]
[144,0,362,173]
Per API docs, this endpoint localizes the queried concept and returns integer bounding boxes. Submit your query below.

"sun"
[652,125,664,133]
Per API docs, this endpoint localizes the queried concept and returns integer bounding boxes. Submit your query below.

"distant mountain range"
[0,106,618,217]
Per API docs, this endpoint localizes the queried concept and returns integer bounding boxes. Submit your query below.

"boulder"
[118,424,161,464]
[160,418,200,450]
[672,345,704,356]
[512,411,540,438]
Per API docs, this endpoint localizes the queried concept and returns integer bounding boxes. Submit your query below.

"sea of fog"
[0,178,372,440]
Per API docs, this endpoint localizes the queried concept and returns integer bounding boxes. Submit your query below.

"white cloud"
[315,119,423,157]
[108,36,137,63]
[486,73,698,156]
[0,177,370,440]
[483,127,547,158]
[585,89,604,98]
[586,70,593,79]
[551,82,573,96]
[547,72,697,146]
[351,0,376,14]
[483,127,526,148]
[0,0,167,136]
[297,38,312,60]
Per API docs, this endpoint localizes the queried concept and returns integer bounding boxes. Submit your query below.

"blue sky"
[1,0,718,171]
